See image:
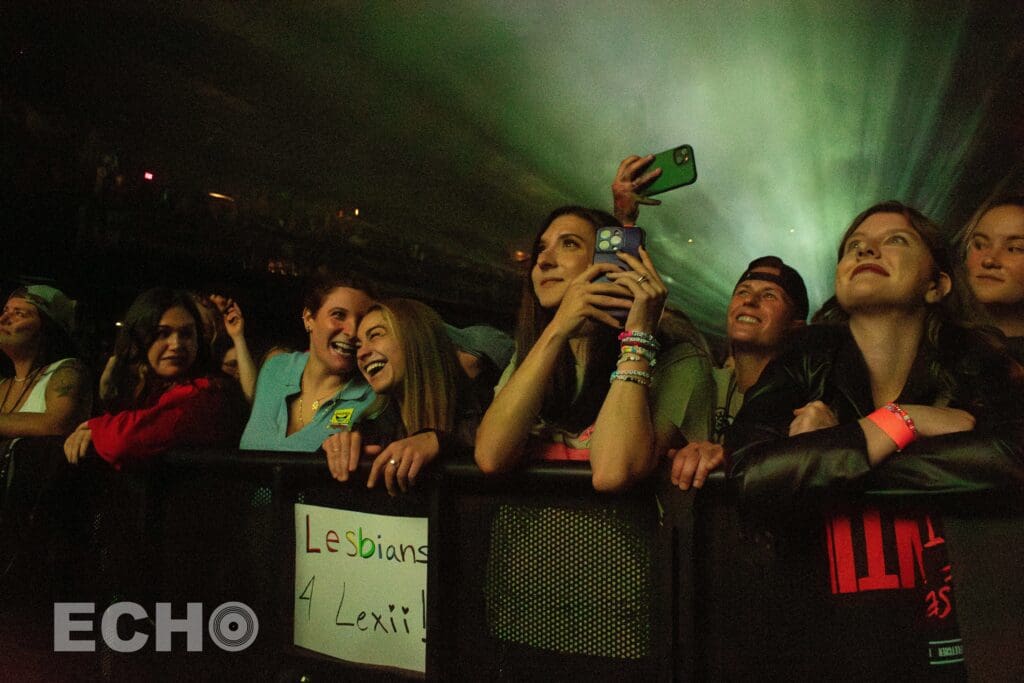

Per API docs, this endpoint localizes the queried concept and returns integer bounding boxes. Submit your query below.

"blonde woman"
[323,298,475,495]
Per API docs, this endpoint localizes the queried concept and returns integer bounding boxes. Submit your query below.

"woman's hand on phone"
[605,247,667,334]
[612,154,663,225]
[549,263,634,337]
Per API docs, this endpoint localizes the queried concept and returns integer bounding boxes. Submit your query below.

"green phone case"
[642,144,697,196]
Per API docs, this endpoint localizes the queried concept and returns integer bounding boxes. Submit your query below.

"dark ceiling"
[4,0,1024,335]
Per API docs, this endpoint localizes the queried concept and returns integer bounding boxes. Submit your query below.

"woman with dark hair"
[0,285,90,437]
[239,273,375,451]
[726,201,1024,678]
[472,206,713,669]
[959,194,1024,357]
[323,298,476,495]
[475,205,713,491]
[63,287,245,468]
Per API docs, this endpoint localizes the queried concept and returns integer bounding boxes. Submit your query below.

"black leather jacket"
[727,324,1024,503]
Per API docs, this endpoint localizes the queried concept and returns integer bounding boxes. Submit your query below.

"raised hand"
[223,301,245,340]
[611,154,663,225]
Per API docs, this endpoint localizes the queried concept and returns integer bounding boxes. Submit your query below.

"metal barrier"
[1,437,1021,681]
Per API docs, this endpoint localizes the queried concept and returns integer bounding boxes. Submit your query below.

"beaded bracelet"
[611,373,651,387]
[610,369,652,386]
[618,329,658,345]
[866,402,917,451]
[618,346,657,367]
[619,333,661,352]
[620,344,658,359]
[620,342,659,355]
[885,402,917,437]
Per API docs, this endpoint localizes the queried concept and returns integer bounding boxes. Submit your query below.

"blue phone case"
[593,226,646,321]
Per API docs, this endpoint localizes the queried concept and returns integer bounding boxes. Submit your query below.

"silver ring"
[389,459,397,467]
[635,275,648,284]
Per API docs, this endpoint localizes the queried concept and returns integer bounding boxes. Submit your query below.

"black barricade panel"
[694,481,1023,682]
[3,439,1023,681]
[442,499,662,680]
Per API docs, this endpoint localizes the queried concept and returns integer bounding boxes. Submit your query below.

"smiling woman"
[63,288,246,468]
[723,200,1024,678]
[730,200,1024,490]
[322,298,475,496]
[239,273,377,452]
[960,195,1024,351]
[475,205,715,492]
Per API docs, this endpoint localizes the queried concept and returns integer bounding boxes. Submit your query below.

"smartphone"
[641,144,697,196]
[593,226,646,321]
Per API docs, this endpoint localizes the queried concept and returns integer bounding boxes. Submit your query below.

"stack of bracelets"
[866,401,918,451]
[610,330,660,387]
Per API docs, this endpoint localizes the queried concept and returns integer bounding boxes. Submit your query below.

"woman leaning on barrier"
[728,200,1024,494]
[322,298,479,496]
[475,205,714,491]
[64,287,246,468]
[725,201,1024,679]
[471,205,714,670]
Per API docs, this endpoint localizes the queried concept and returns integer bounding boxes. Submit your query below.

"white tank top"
[15,358,76,414]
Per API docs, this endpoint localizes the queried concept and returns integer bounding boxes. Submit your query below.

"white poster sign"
[293,503,428,673]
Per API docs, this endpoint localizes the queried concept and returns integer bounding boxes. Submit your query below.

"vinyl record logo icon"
[207,601,259,652]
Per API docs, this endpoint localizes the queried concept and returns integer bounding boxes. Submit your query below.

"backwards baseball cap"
[7,284,77,334]
[444,324,515,371]
[734,256,809,322]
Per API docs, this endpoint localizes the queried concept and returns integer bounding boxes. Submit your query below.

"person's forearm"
[0,412,79,437]
[589,379,656,492]
[858,417,899,466]
[475,325,565,473]
[232,335,258,404]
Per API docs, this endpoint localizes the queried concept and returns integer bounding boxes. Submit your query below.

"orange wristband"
[866,403,917,451]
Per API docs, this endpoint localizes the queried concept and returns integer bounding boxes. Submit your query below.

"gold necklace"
[296,388,337,426]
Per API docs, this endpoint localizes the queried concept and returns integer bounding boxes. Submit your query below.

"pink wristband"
[866,403,917,451]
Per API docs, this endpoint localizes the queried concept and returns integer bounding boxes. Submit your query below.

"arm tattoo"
[52,364,86,399]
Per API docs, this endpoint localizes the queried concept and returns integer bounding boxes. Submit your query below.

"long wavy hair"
[812,200,1020,395]
[103,288,210,411]
[514,205,623,433]
[370,298,462,434]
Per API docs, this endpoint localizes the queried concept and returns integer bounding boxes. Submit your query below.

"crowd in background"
[2,158,1022,494]
[2,157,1023,675]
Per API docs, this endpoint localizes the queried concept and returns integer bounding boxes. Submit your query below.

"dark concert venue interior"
[3,1,1023,680]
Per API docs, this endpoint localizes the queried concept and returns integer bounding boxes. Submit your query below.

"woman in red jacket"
[64,288,245,468]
